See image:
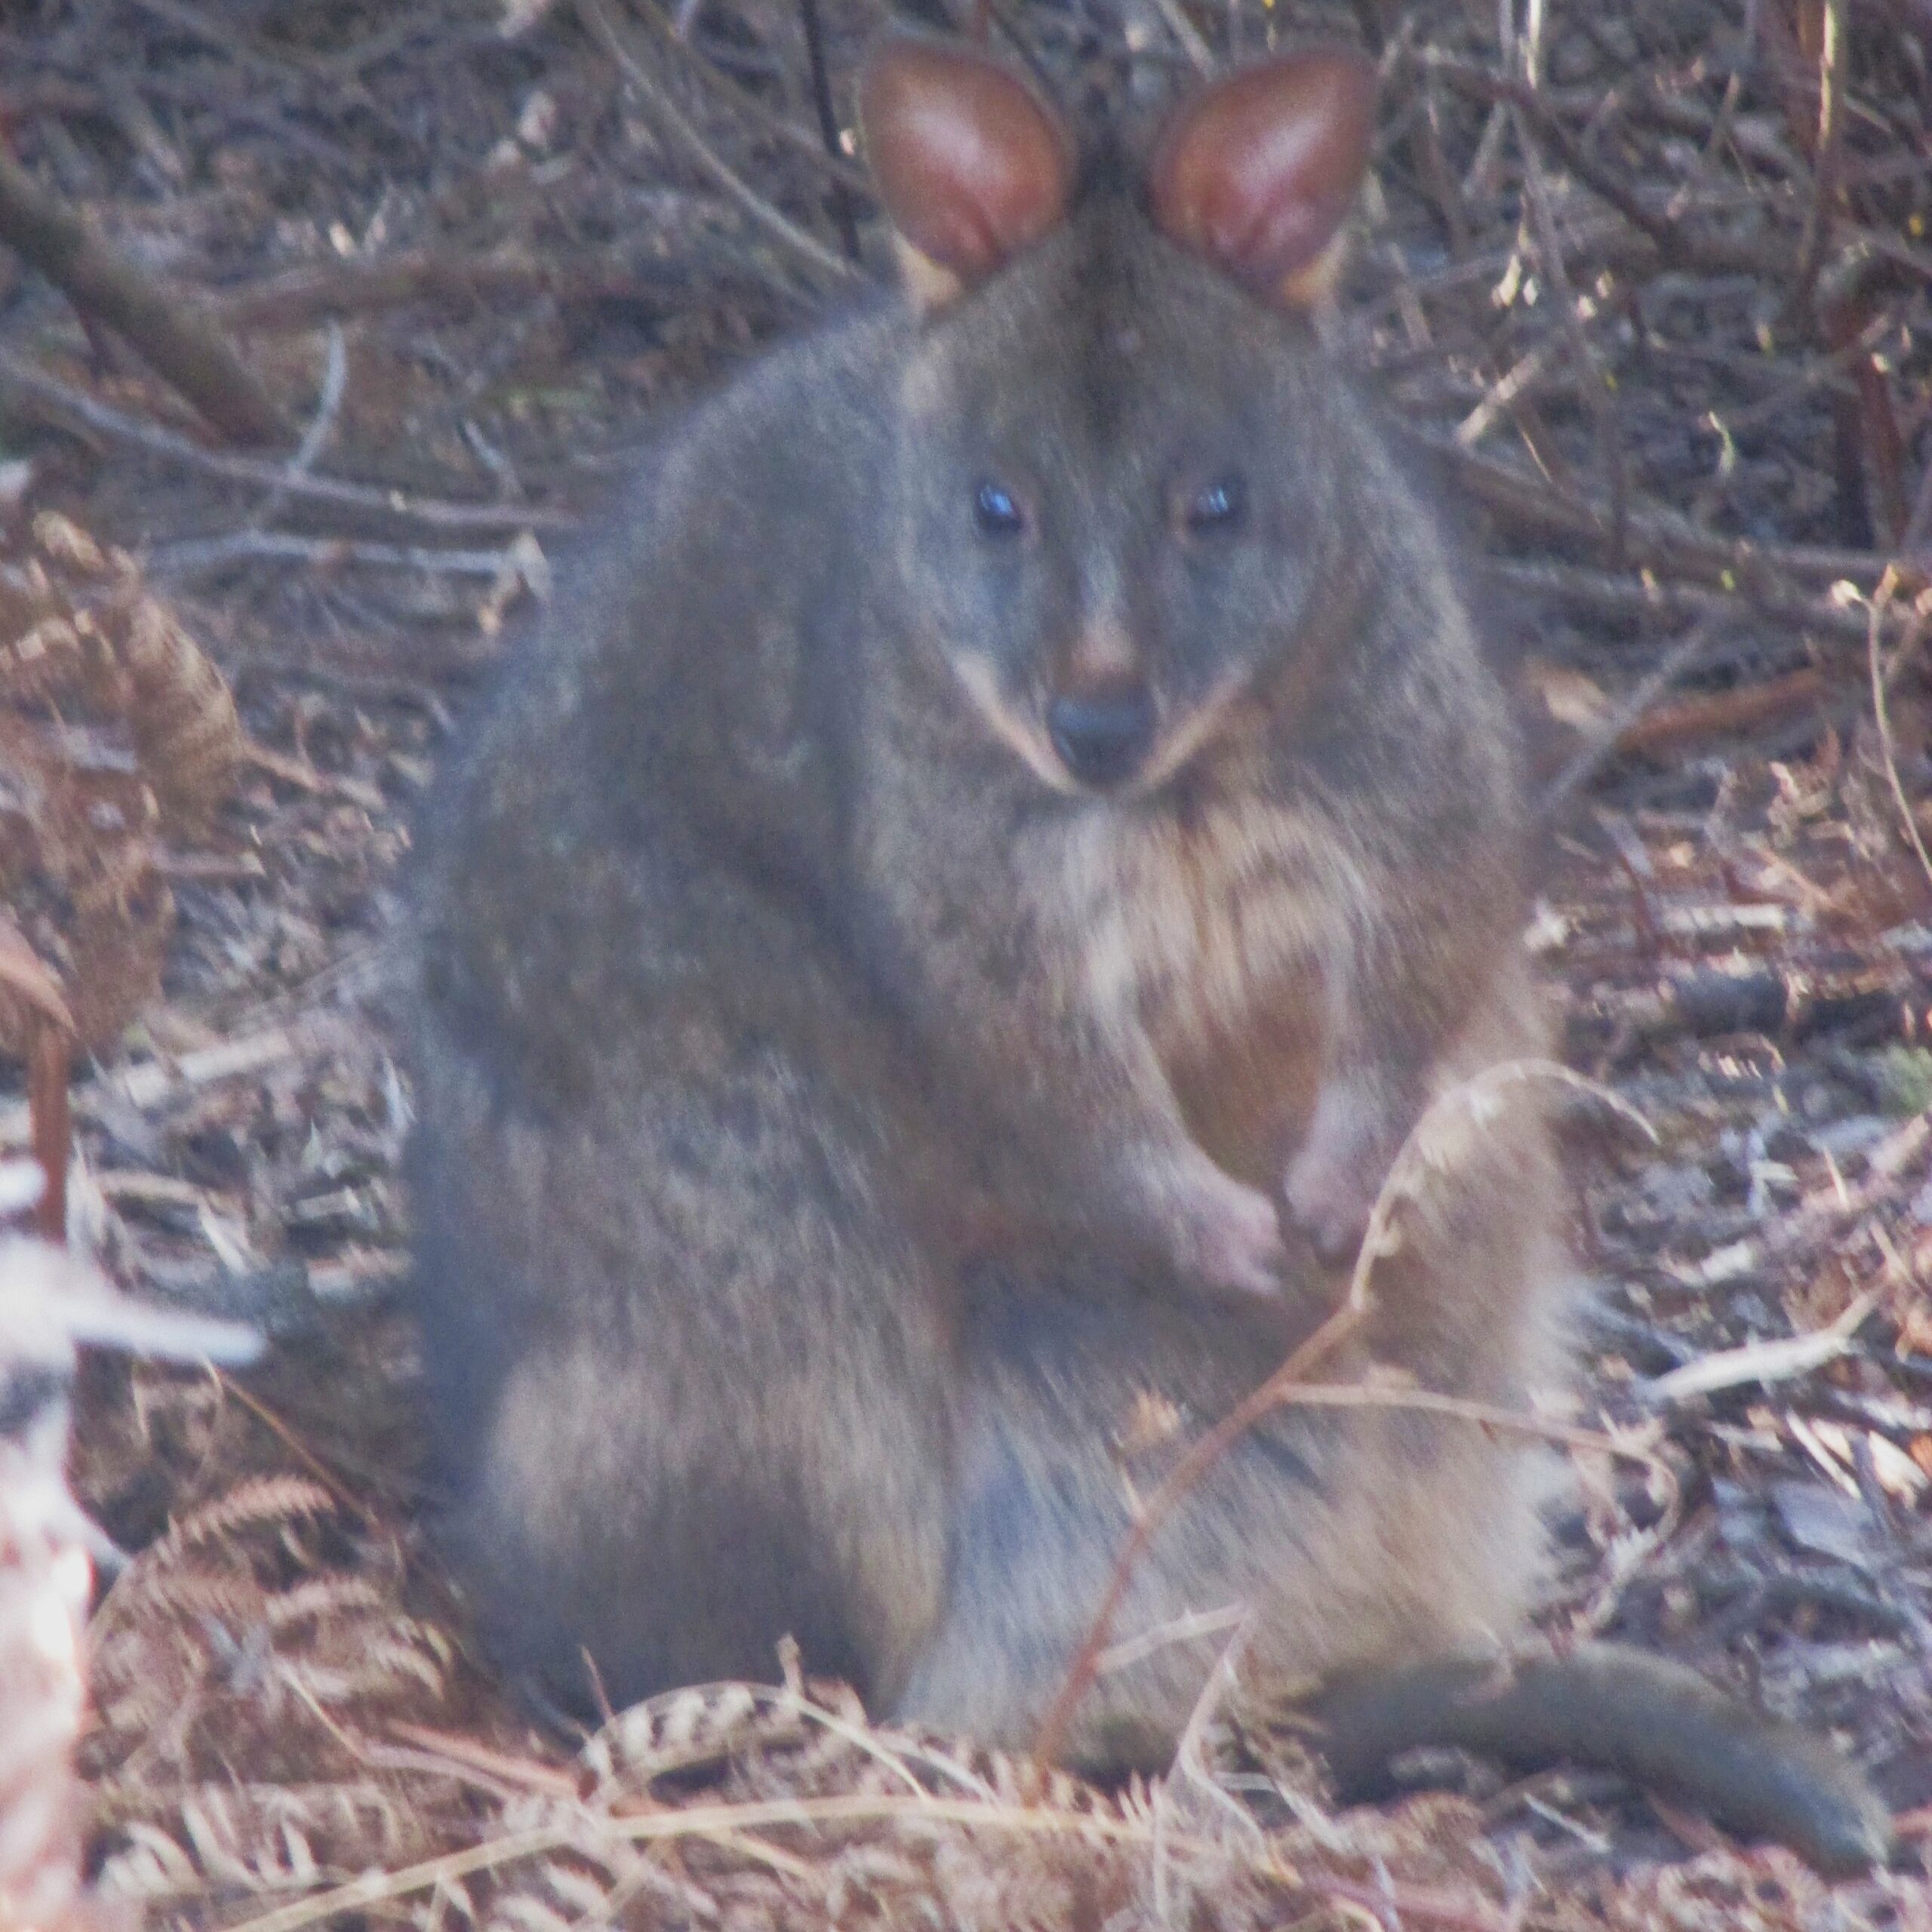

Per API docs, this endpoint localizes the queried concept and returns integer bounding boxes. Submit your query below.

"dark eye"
[1183,476,1247,537]
[974,481,1026,539]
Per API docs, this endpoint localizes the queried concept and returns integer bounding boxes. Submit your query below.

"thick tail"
[1309,1640,1894,1878]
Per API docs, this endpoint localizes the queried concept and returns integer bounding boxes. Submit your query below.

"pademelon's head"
[860,34,1378,801]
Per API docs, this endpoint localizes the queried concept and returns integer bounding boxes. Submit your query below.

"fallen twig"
[1032,1062,1658,1767]
[1617,667,1829,758]
[1786,0,1848,326]
[1511,107,1629,565]
[245,323,346,534]
[1430,435,1896,593]
[796,0,863,259]
[1421,55,1786,280]
[1538,617,1729,812]
[1486,554,1903,649]
[1861,566,1932,899]
[641,0,873,198]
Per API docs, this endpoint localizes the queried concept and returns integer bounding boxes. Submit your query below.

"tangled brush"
[0,511,244,1060]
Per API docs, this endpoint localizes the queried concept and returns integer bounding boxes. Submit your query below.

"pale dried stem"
[1032,1061,1656,1765]
[1864,567,1932,898]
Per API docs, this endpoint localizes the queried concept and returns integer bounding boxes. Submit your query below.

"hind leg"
[895,1258,1552,1770]
[410,861,960,1718]
[897,1028,1569,1770]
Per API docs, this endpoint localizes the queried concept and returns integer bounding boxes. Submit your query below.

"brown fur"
[401,40,1884,1868]
[406,29,1552,1743]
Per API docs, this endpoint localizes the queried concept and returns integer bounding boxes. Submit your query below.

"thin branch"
[1422,56,1784,278]
[978,1,1058,93]
[1484,553,1908,649]
[215,242,768,331]
[1615,666,1829,755]
[1149,0,1215,75]
[1865,568,1932,899]
[634,0,874,196]
[143,531,525,579]
[1424,433,1897,592]
[248,323,346,533]
[796,0,863,260]
[1453,333,1565,450]
[27,1023,72,1246]
[1537,615,1727,813]
[1512,106,1629,564]
[1032,1061,1655,1767]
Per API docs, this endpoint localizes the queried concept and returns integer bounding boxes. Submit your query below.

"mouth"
[1131,670,1251,794]
[946,654,1085,795]
[947,652,1257,803]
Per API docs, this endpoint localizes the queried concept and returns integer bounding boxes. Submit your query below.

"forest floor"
[2,0,1930,1925]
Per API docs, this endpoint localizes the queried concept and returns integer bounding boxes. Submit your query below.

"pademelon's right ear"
[857,35,1075,313]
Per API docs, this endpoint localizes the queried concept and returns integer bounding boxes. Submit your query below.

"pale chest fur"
[1034,797,1372,1070]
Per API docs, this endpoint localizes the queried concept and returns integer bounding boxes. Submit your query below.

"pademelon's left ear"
[1146,50,1377,310]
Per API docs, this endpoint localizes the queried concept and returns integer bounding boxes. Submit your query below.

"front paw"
[1144,1149,1287,1298]
[1284,1081,1396,1264]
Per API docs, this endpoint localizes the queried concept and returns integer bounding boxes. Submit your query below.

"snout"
[1046,684,1156,789]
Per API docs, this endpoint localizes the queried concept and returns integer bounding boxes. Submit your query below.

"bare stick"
[1029,1299,1368,1767]
[1512,109,1628,565]
[215,242,766,331]
[637,0,872,196]
[0,149,287,445]
[1536,615,1726,814]
[1485,553,1909,648]
[26,1026,71,1246]
[1427,435,1895,592]
[1423,56,1780,278]
[1615,666,1829,755]
[1150,0,1215,75]
[0,348,572,537]
[145,531,524,579]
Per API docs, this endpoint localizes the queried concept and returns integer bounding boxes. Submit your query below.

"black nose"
[1047,686,1156,789]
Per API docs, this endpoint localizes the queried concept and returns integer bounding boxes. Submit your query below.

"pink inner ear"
[860,38,1075,285]
[1148,52,1377,298]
